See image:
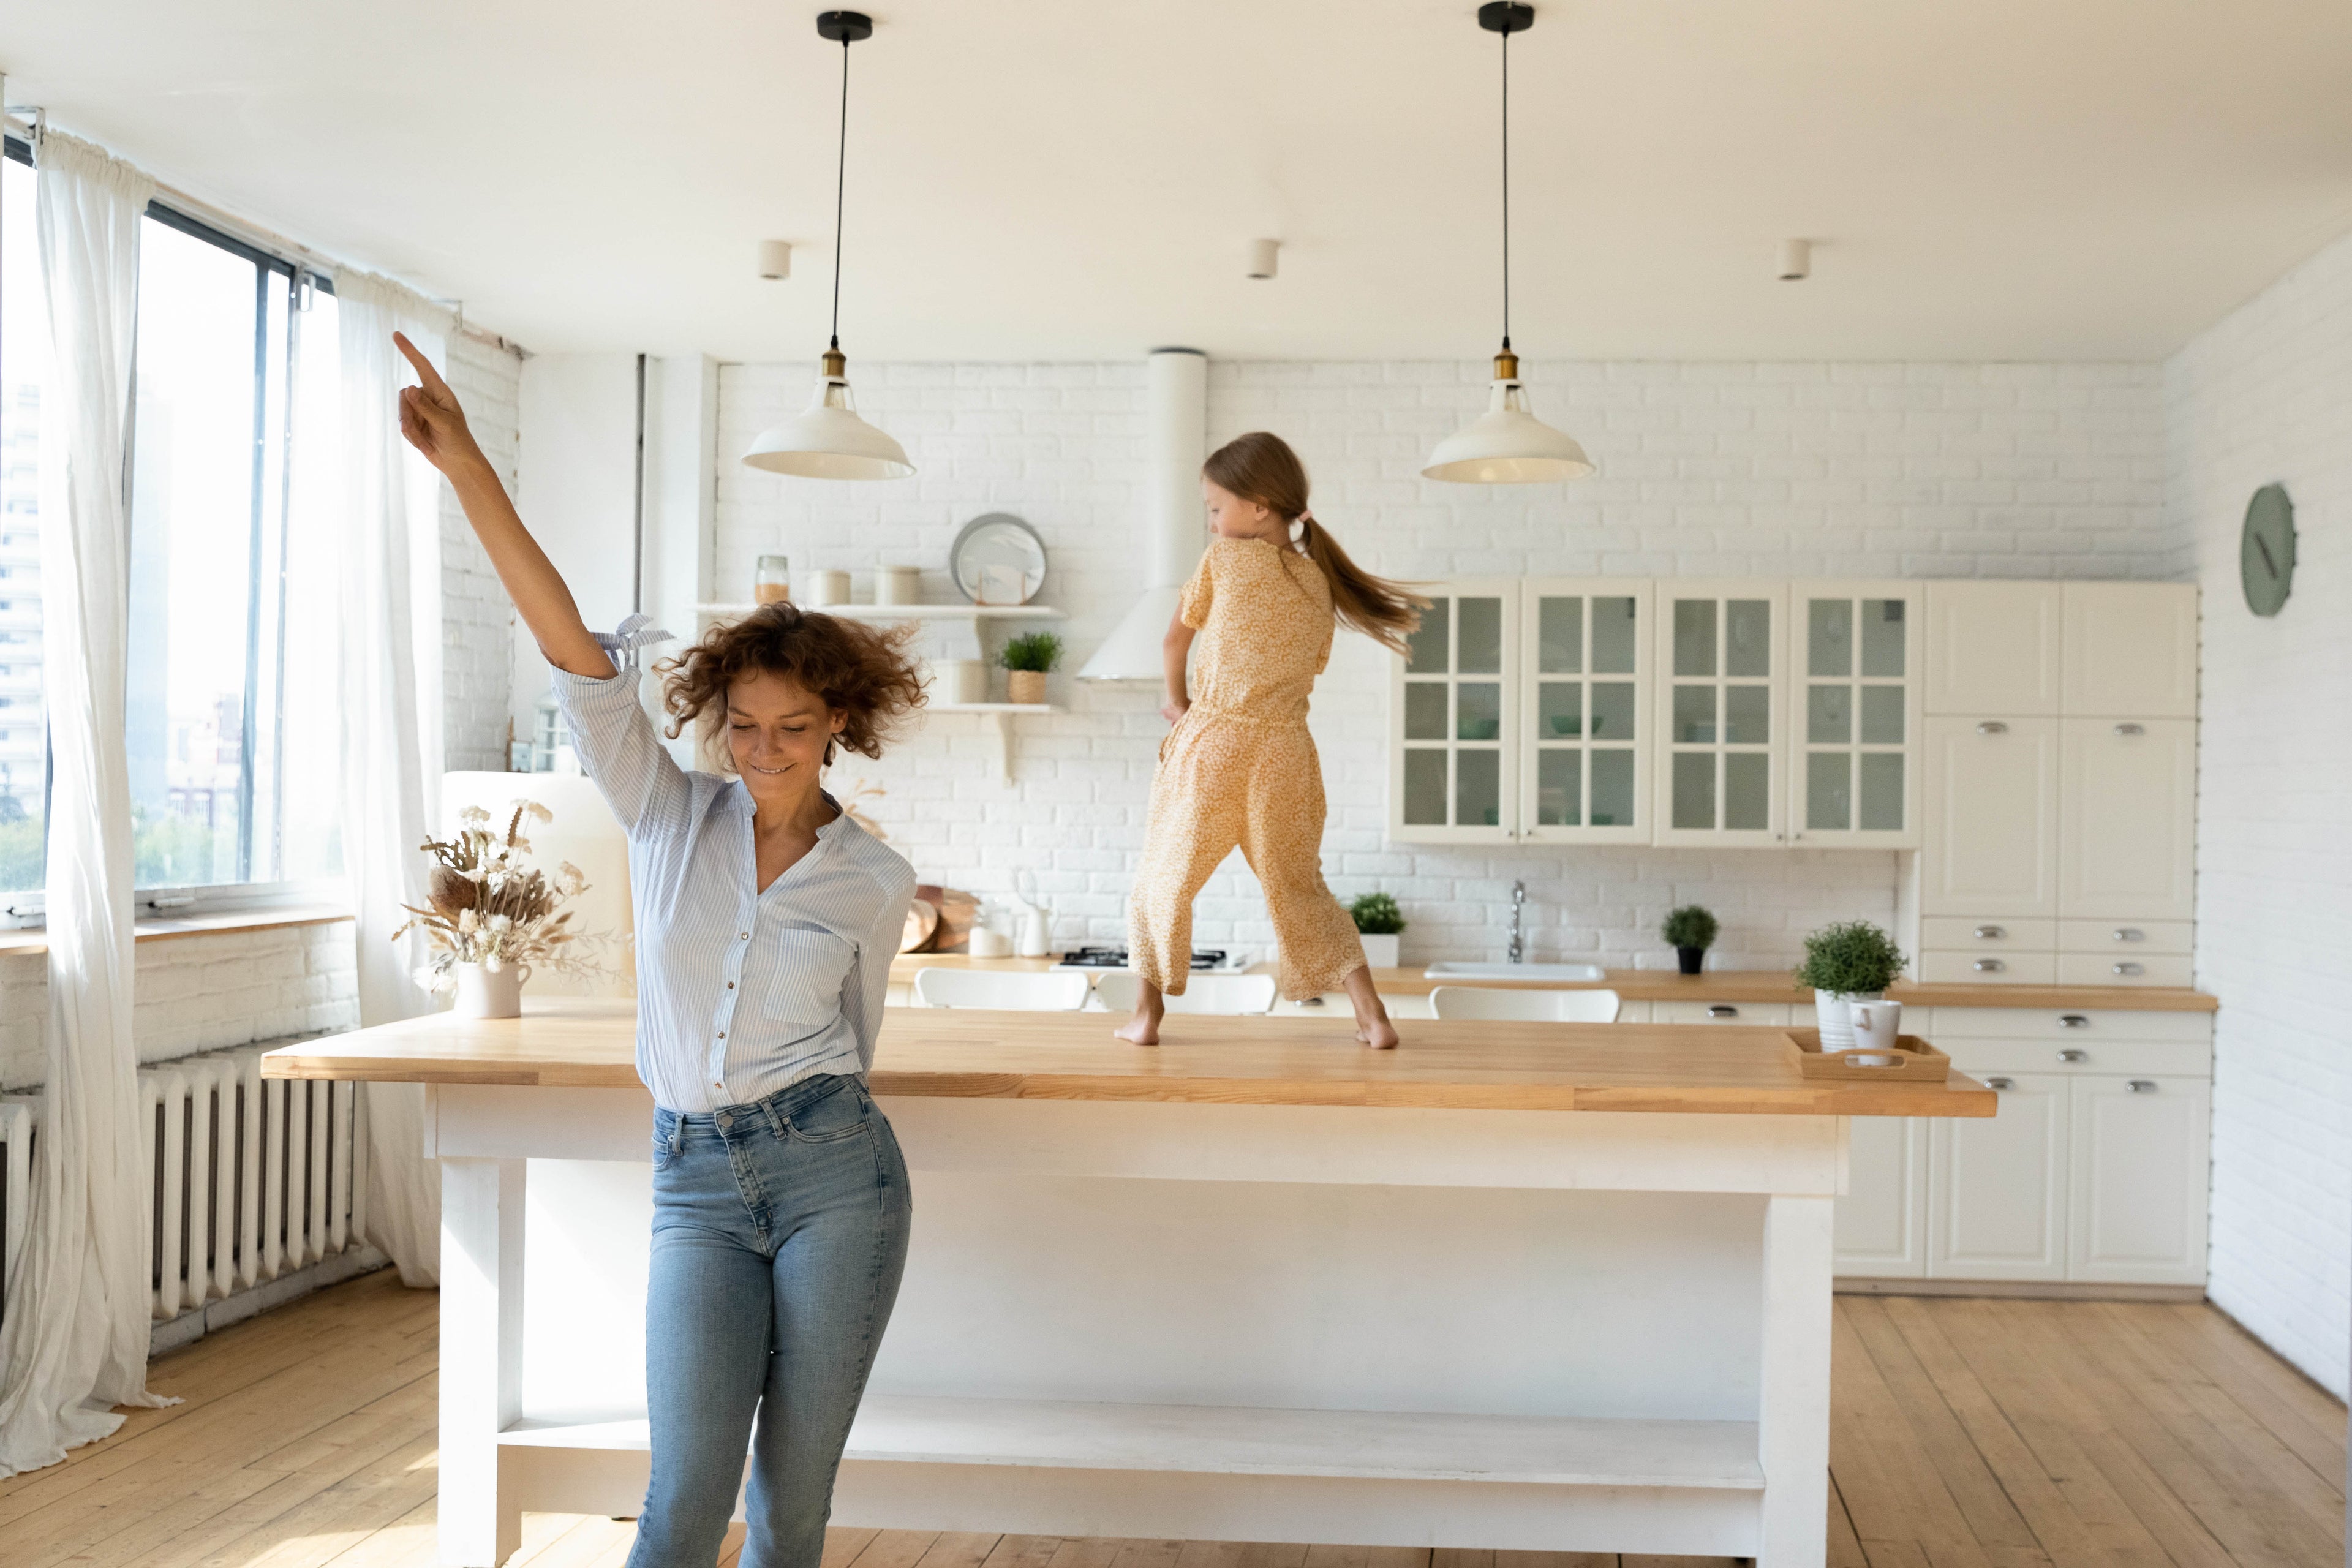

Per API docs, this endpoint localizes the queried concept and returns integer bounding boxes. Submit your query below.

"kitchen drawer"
[1654,1000,1792,1026]
[1945,1039,2212,1077]
[1922,917,2057,951]
[1920,951,2059,985]
[2057,952,2195,988]
[1612,1000,1654,1023]
[2058,919,2192,956]
[1932,1006,2212,1043]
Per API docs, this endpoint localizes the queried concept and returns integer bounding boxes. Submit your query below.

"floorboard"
[2,1272,2338,1568]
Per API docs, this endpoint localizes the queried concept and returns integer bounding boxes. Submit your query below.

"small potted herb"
[1792,919,1909,1050]
[999,631,1063,705]
[1660,905,1719,976]
[1349,892,1406,969]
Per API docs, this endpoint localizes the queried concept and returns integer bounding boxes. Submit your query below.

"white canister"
[930,658,987,705]
[805,569,851,606]
[967,924,1012,959]
[454,961,531,1019]
[876,564,922,605]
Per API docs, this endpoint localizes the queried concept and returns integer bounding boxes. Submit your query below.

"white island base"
[429,1087,1842,1566]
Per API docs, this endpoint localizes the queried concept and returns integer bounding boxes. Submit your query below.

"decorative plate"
[949,513,1048,605]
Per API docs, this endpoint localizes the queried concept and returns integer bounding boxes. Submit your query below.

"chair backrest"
[1095,971,1279,1016]
[911,967,1093,1011]
[1428,986,1622,1024]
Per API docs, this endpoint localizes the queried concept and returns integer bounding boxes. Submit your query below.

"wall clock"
[2240,483,2295,616]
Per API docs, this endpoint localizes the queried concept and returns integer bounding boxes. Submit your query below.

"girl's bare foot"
[1341,964,1400,1049]
[1114,979,1166,1046]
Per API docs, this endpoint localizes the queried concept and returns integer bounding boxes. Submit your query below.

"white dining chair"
[1093,971,1279,1016]
[910,967,1093,1011]
[1428,986,1623,1023]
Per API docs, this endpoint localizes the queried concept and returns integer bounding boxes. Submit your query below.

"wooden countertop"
[260,997,1992,1118]
[886,954,2217,1012]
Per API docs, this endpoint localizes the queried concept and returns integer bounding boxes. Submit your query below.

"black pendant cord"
[1499,21,1511,355]
[829,31,850,351]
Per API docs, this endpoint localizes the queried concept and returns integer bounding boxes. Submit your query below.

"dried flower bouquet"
[394,801,609,994]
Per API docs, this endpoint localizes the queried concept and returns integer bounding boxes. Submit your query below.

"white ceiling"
[9,1,2352,363]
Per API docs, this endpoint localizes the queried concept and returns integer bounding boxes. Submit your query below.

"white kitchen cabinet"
[1921,716,2060,916]
[1837,1115,1930,1278]
[1517,581,1651,845]
[1928,1071,2070,1281]
[1653,583,1787,846]
[1652,1000,1792,1026]
[2058,717,2197,921]
[1788,583,1921,847]
[2060,582,2199,719]
[1923,581,2061,715]
[1391,580,1519,843]
[2068,1072,2211,1284]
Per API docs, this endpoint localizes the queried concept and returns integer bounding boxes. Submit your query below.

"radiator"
[0,1050,371,1329]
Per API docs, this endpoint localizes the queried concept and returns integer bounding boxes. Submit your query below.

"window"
[0,149,45,899]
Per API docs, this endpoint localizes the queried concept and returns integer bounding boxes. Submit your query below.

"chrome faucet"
[1507,880,1526,965]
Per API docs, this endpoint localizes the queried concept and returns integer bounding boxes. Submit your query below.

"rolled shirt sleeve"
[549,665,693,842]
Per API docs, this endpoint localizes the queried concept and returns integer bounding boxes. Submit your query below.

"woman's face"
[1203,478,1279,541]
[725,669,844,799]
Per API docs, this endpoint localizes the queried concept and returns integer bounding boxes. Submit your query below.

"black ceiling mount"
[816,10,873,43]
[1478,2,1534,35]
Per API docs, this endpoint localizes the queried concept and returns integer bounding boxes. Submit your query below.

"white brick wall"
[2168,230,2352,1400]
[716,358,2171,971]
[442,331,526,770]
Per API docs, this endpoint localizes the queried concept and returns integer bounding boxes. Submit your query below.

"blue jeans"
[630,1074,911,1568]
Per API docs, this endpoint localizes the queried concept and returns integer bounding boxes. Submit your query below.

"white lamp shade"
[1421,379,1594,484]
[743,371,913,480]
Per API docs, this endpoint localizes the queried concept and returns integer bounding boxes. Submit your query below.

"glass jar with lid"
[755,554,791,605]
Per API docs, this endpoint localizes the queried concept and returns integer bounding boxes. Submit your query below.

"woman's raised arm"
[393,332,615,680]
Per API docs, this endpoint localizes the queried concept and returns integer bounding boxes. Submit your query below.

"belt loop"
[761,1096,790,1140]
[668,1118,684,1156]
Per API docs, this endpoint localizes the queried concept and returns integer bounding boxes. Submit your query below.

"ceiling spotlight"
[1778,238,1812,281]
[758,239,793,280]
[1247,238,1280,280]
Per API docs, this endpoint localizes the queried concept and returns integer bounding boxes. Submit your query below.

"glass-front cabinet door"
[1789,582,1921,846]
[1653,584,1786,846]
[1517,580,1650,843]
[1389,579,1518,843]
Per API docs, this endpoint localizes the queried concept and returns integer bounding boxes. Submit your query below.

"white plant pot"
[1357,933,1400,970]
[455,961,531,1019]
[1813,988,1883,1051]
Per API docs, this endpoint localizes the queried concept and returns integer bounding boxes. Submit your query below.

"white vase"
[1813,988,1883,1050]
[455,961,531,1019]
[1358,933,1400,970]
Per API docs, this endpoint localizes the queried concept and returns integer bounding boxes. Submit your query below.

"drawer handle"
[1706,1005,1739,1019]
[2114,722,2145,737]
[1974,959,2005,972]
[2112,961,2145,977]
[2059,1048,2089,1063]
[2112,927,2143,941]
[1976,721,2008,735]
[1985,1077,2015,1091]
[1975,925,2005,940]
[2127,1079,2158,1094]
[2058,1013,2090,1028]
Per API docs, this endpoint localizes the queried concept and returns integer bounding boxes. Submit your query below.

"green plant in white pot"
[1793,920,1908,1050]
[1349,892,1406,970]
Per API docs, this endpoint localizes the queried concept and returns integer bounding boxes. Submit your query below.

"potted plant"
[395,801,607,1017]
[1792,919,1909,1050]
[1000,631,1063,705]
[1660,905,1719,976]
[1349,892,1406,969]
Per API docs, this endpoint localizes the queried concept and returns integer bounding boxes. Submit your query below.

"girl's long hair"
[1202,432,1427,655]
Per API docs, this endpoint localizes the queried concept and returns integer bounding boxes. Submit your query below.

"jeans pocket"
[788,1077,870,1144]
[650,1133,676,1172]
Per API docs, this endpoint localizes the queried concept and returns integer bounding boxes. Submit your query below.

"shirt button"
[728,981,736,989]
[741,932,750,941]
[717,1031,726,1039]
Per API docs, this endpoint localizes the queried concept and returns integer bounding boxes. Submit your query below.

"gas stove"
[1057,944,1228,972]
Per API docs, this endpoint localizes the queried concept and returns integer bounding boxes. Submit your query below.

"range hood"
[1078,347,1207,681]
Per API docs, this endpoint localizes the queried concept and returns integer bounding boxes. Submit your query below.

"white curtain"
[0,132,173,1476]
[331,273,451,1286]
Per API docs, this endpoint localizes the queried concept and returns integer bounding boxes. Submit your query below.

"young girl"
[1118,432,1425,1049]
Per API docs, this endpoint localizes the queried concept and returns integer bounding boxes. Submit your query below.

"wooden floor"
[0,1269,2340,1568]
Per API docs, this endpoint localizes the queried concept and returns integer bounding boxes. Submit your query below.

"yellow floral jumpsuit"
[1129,535,1368,1000]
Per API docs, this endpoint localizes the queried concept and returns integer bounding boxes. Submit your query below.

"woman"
[393,333,922,1567]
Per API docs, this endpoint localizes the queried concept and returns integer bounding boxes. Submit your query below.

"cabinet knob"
[2112,927,2144,941]
[2127,1079,2158,1094]
[1974,959,2005,973]
[1974,925,2005,940]
[1986,1077,2015,1091]
[1706,1005,1739,1019]
[1976,721,2008,735]
[2058,1014,2090,1028]
[2113,722,2146,737]
[2112,962,2145,977]
[2059,1048,2089,1063]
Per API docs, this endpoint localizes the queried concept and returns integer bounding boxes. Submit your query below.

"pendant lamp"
[1422,2,1593,485]
[744,10,914,480]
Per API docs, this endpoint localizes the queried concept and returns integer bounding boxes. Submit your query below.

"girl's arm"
[393,333,615,680]
[1161,609,1195,724]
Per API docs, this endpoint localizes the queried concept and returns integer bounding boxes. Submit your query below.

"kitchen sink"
[1422,962,1607,982]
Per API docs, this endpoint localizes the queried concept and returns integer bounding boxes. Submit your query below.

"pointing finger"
[392,331,453,398]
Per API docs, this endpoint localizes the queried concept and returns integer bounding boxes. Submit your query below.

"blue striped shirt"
[551,666,915,1114]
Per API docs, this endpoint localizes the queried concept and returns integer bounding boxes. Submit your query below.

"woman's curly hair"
[657,603,927,771]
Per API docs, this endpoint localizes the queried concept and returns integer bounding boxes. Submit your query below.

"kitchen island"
[263,1000,1993,1567]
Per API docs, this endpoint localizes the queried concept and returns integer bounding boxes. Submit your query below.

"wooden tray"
[1783,1028,1951,1082]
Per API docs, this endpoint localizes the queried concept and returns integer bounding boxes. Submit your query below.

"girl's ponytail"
[1203,432,1428,657]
